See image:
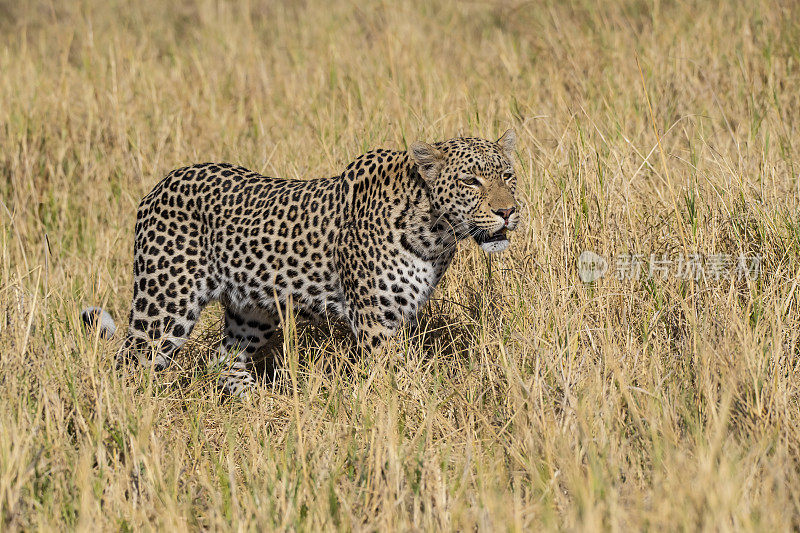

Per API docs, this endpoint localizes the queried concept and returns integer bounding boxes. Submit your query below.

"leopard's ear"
[497,129,516,158]
[410,141,444,184]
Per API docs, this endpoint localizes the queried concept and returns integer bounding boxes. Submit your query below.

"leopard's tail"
[80,307,118,339]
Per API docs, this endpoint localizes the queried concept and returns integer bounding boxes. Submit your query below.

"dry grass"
[2,0,800,529]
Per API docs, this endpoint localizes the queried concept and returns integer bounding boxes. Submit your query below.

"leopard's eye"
[502,169,514,180]
[461,176,482,187]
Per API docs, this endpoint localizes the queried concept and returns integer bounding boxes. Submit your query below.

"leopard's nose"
[493,207,515,221]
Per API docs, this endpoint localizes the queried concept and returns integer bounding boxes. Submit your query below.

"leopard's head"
[411,130,520,253]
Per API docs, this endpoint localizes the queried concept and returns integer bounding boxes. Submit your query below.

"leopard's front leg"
[348,305,400,354]
[336,225,435,356]
[337,266,404,356]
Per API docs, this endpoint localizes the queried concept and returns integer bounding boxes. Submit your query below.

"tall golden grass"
[1,0,799,529]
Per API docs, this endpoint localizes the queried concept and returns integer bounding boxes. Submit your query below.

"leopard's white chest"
[401,253,440,314]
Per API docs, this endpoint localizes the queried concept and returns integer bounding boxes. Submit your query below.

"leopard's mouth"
[472,227,509,245]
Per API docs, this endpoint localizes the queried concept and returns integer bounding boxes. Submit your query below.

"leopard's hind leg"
[212,306,279,397]
[120,236,211,370]
[121,279,209,370]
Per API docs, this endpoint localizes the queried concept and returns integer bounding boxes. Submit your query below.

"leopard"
[82,130,520,397]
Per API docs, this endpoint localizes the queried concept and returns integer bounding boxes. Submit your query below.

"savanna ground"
[1,0,800,530]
